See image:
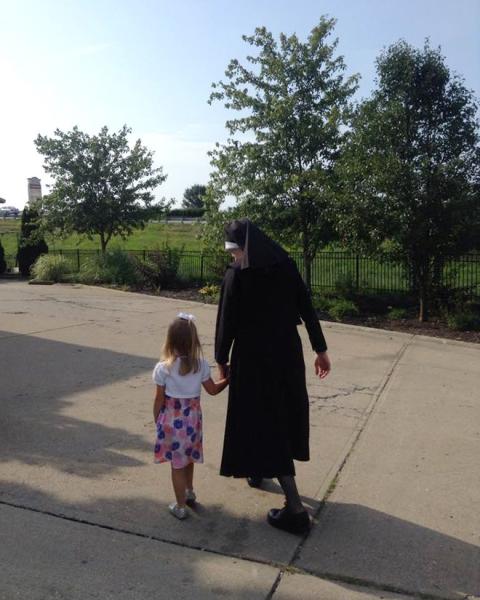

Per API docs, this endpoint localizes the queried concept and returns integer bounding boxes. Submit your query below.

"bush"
[199,283,220,303]
[17,206,48,277]
[134,244,183,290]
[446,310,480,331]
[328,298,359,321]
[355,291,414,315]
[0,240,6,274]
[79,249,140,287]
[312,291,332,313]
[334,273,357,300]
[77,256,105,284]
[167,208,205,219]
[31,255,71,282]
[203,252,230,282]
[387,307,409,320]
[435,285,475,314]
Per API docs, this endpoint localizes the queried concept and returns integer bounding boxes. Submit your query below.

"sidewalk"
[1,281,478,599]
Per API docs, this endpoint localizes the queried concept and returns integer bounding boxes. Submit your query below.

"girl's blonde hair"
[162,317,202,375]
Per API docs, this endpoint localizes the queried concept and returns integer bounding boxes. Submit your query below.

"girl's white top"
[152,358,211,398]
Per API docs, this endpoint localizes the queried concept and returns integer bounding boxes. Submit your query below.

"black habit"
[215,220,327,478]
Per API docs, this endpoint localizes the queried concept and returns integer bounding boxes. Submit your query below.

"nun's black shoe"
[247,477,263,488]
[267,506,311,534]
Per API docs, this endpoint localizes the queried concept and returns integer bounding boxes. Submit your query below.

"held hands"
[315,352,331,379]
[218,363,230,380]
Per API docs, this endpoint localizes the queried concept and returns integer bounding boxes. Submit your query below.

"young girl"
[153,313,228,519]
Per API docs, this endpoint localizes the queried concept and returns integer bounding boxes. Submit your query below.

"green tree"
[0,239,6,274]
[35,125,168,254]
[17,205,48,277]
[336,40,480,321]
[208,17,358,287]
[182,184,207,209]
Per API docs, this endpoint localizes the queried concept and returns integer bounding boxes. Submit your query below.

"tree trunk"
[418,287,429,322]
[304,248,312,292]
[301,225,312,291]
[299,199,312,291]
[417,266,431,322]
[100,232,107,255]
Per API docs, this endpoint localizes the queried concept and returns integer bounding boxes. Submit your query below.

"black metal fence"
[4,249,480,297]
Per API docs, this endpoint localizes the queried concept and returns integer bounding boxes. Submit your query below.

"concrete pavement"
[0,281,478,599]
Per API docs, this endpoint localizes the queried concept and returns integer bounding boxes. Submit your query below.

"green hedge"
[0,240,6,274]
[167,208,205,218]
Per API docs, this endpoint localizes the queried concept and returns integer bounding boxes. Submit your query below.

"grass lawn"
[0,221,204,256]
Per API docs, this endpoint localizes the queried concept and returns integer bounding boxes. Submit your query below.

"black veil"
[225,219,289,269]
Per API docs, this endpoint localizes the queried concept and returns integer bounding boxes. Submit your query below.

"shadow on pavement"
[296,501,480,599]
[0,331,152,476]
[0,495,275,600]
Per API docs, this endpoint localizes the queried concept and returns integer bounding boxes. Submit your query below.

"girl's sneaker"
[168,503,188,520]
[185,489,197,505]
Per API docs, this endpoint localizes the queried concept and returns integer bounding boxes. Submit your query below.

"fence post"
[77,249,80,272]
[143,249,146,261]
[355,254,360,289]
[200,254,204,284]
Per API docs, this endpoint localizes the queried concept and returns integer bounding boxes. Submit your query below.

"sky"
[1,0,479,209]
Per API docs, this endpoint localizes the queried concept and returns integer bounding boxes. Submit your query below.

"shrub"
[167,208,205,219]
[387,307,409,320]
[435,285,475,314]
[134,244,183,290]
[103,249,140,286]
[446,310,480,331]
[0,240,6,274]
[79,249,140,287]
[328,298,359,321]
[17,206,48,276]
[334,273,357,300]
[202,253,230,282]
[77,255,105,284]
[355,291,413,315]
[199,283,220,303]
[312,291,332,313]
[31,255,71,282]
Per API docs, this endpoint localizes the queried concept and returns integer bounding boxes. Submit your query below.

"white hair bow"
[177,312,196,322]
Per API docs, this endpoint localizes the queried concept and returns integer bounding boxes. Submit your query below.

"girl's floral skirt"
[155,395,203,469]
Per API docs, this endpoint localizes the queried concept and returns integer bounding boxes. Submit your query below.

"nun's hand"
[315,352,331,379]
[218,363,230,379]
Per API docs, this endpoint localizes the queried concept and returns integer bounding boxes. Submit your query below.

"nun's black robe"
[215,257,327,478]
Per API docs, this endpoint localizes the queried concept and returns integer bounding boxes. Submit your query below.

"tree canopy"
[17,205,48,277]
[182,184,207,209]
[336,40,480,320]
[207,17,358,287]
[35,125,167,253]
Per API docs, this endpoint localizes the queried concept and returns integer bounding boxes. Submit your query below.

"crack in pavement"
[309,384,378,402]
[40,295,161,315]
[310,405,366,419]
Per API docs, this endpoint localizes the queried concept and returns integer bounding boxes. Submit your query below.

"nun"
[215,218,331,534]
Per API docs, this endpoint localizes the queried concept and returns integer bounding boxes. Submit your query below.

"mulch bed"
[155,288,480,345]
[334,315,480,344]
